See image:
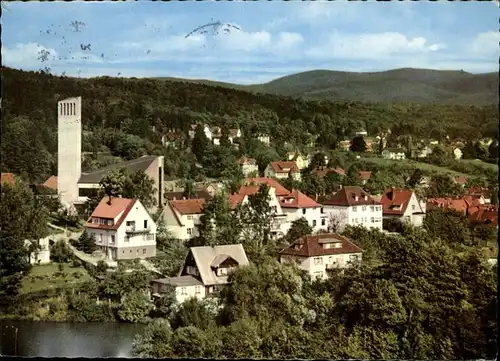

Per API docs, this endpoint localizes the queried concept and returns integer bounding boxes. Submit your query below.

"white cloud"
[470,31,500,57]
[307,32,444,60]
[275,32,304,50]
[2,42,58,68]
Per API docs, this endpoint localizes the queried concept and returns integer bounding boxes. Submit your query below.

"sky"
[2,0,499,84]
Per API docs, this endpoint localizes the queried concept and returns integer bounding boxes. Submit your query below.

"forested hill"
[158,68,499,105]
[1,66,499,183]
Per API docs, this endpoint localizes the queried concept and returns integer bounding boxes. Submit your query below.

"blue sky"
[2,1,499,84]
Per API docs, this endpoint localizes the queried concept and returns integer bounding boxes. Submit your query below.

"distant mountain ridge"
[156,68,498,105]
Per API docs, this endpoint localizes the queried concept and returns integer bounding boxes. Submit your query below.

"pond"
[0,320,145,357]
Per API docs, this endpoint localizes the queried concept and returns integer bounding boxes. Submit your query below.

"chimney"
[107,195,112,205]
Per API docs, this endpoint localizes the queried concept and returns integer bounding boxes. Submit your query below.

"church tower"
[57,97,82,209]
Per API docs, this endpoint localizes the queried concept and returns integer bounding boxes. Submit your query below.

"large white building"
[279,189,329,233]
[320,186,383,231]
[279,233,363,280]
[85,196,157,260]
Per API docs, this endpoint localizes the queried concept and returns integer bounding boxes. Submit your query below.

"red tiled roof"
[280,189,320,208]
[312,167,346,178]
[244,177,290,197]
[380,188,414,215]
[229,194,247,209]
[43,175,58,190]
[1,173,15,186]
[280,233,363,257]
[426,198,468,215]
[163,131,182,141]
[269,161,300,174]
[359,171,372,181]
[171,199,206,215]
[454,176,468,185]
[237,185,261,196]
[468,205,498,227]
[321,186,380,207]
[463,195,483,208]
[85,197,136,230]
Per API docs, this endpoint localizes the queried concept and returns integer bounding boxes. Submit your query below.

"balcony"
[125,226,151,234]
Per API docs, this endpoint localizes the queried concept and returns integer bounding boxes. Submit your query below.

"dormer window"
[354,195,359,201]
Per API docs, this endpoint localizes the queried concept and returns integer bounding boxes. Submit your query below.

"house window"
[187,228,192,235]
[99,218,105,225]
[370,206,374,212]
[362,206,366,211]
[144,220,148,229]
[302,209,306,215]
[195,286,201,294]
[181,287,187,295]
[126,221,135,227]
[412,205,416,211]
[110,235,115,244]
[328,256,333,264]
[187,215,193,220]
[107,220,113,226]
[321,219,326,226]
[314,271,323,280]
[130,250,133,253]
[352,207,357,212]
[313,220,317,227]
[147,234,155,241]
[218,268,227,276]
[314,257,323,265]
[125,236,130,242]
[122,250,125,254]
[143,248,146,255]
[349,255,359,262]
[371,217,374,223]
[321,207,324,214]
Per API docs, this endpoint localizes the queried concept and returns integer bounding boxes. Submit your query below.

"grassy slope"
[360,156,468,177]
[21,263,91,294]
[156,68,498,105]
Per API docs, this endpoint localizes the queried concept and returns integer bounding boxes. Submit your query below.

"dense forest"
[1,67,498,184]
[169,68,498,105]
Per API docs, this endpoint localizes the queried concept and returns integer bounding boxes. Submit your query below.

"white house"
[264,161,301,181]
[160,199,206,241]
[381,148,406,160]
[279,189,329,233]
[453,147,463,159]
[238,156,259,177]
[257,134,270,146]
[379,188,426,227]
[320,186,383,231]
[151,244,250,304]
[416,145,433,158]
[188,124,212,141]
[85,196,157,260]
[279,233,363,280]
[25,238,51,265]
[287,152,311,170]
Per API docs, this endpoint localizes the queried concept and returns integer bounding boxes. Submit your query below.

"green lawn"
[21,263,91,294]
[360,157,467,176]
[458,159,499,172]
